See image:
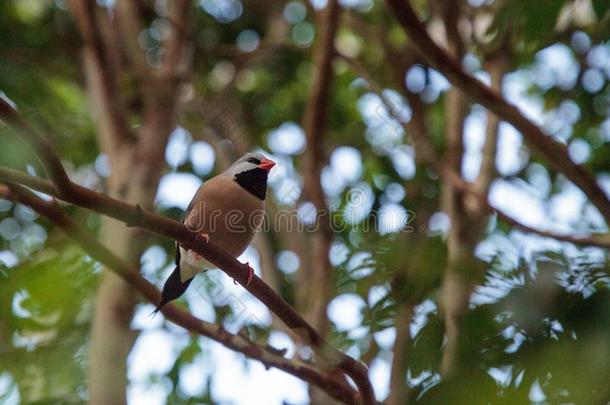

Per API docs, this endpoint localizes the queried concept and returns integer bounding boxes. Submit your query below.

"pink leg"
[233,262,255,286]
[191,233,209,260]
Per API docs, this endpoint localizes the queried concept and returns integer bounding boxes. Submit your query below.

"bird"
[155,152,276,313]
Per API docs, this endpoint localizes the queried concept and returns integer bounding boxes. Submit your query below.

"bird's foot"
[192,233,210,260]
[233,262,254,286]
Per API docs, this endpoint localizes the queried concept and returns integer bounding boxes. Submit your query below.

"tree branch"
[0,183,357,405]
[0,99,72,197]
[440,168,610,250]
[0,166,56,195]
[0,101,374,404]
[384,0,610,225]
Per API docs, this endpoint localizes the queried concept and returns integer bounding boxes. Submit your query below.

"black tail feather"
[153,264,193,315]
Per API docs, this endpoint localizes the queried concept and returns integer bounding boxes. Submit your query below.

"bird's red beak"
[258,158,276,171]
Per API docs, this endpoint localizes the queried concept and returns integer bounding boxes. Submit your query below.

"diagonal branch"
[0,100,374,404]
[0,99,72,197]
[0,183,357,405]
[0,167,55,195]
[384,0,610,225]
[440,168,610,250]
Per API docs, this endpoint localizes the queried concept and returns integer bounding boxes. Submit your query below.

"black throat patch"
[234,168,268,200]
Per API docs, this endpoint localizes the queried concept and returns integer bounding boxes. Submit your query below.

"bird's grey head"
[225,152,276,200]
[224,152,270,176]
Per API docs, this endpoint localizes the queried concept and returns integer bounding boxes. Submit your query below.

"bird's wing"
[174,183,207,279]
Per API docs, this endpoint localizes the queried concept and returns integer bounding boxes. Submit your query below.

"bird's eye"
[248,157,261,164]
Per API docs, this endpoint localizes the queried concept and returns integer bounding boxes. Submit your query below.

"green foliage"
[0,242,97,403]
[592,0,610,21]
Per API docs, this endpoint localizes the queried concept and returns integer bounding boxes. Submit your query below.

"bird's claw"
[233,262,254,286]
[246,263,254,285]
[191,233,210,260]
